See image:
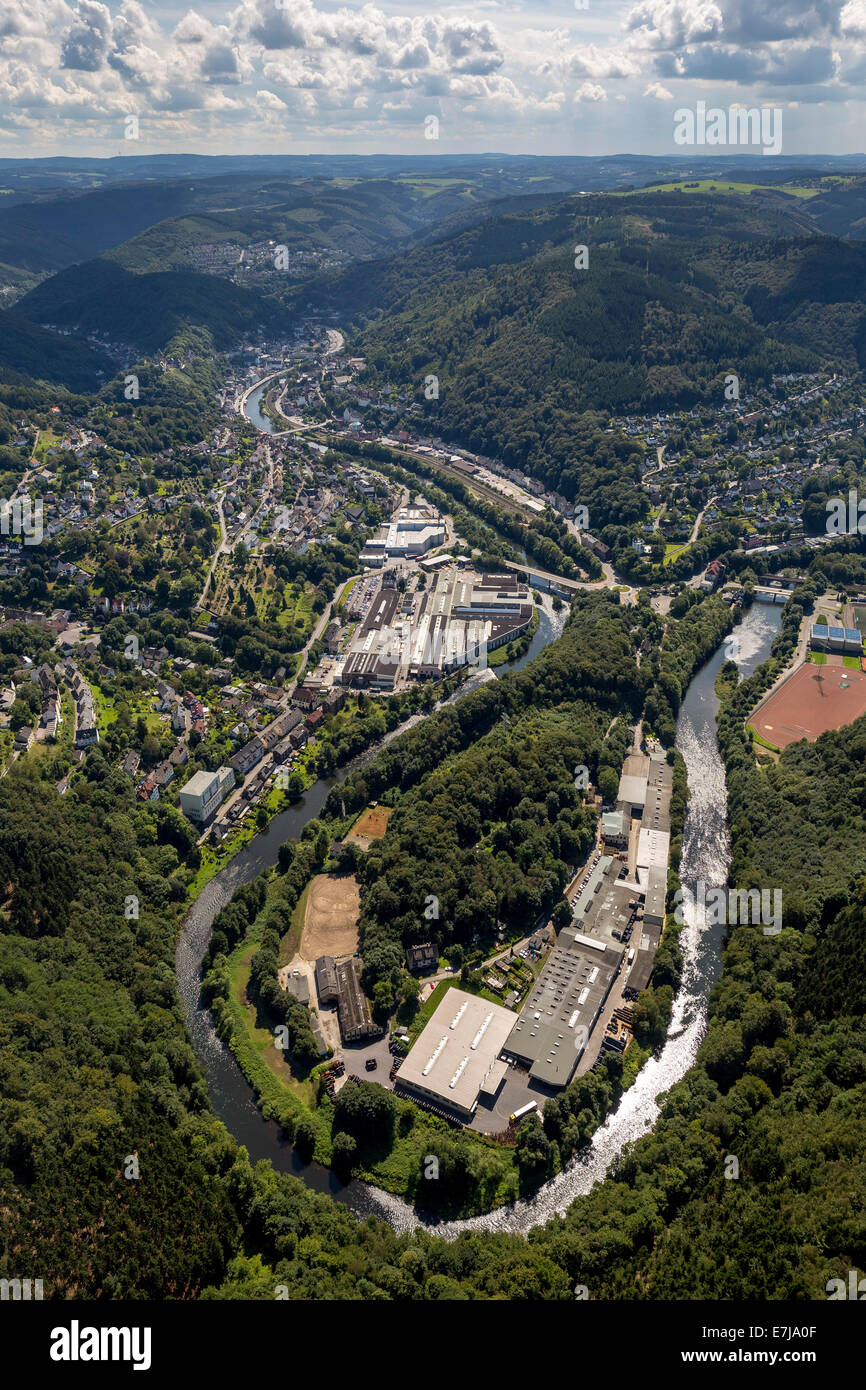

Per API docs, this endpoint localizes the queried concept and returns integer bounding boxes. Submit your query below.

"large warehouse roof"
[397,988,516,1118]
[637,826,671,873]
[618,773,648,808]
[504,924,623,1088]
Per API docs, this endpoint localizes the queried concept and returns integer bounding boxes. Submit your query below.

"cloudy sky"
[1,0,865,158]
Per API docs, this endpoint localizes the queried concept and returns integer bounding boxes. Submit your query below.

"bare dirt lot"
[751,662,866,750]
[300,873,360,961]
[346,805,392,850]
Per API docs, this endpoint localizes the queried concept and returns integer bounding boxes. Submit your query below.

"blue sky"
[0,0,864,158]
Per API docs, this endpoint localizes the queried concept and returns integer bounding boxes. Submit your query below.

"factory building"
[503,918,624,1089]
[340,566,532,691]
[360,504,445,566]
[333,957,380,1042]
[395,989,517,1121]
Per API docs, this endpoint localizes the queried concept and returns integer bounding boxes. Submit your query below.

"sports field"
[346,804,392,849]
[750,663,866,750]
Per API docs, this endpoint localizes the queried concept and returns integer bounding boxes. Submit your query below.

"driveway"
[469,1068,548,1134]
[340,1031,395,1089]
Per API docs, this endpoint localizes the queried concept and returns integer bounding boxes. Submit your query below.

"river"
[176,598,782,1234]
[244,381,278,433]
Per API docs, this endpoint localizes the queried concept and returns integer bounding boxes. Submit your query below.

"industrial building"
[179,765,235,824]
[359,503,445,566]
[315,955,339,1005]
[503,910,625,1089]
[616,772,648,814]
[340,566,532,692]
[508,747,675,1087]
[311,954,381,1043]
[601,808,629,848]
[637,826,671,876]
[643,753,674,833]
[395,989,516,1120]
[334,957,379,1042]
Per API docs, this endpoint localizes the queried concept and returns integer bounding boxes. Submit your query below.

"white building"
[179,766,235,824]
[394,988,516,1120]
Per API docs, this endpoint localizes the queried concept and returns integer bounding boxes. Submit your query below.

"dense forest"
[0,308,114,393]
[17,258,289,357]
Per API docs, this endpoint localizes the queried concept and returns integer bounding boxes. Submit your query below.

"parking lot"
[339,1030,396,1088]
[469,1067,549,1134]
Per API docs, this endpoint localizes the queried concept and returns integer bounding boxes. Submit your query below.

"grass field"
[276,581,316,632]
[229,936,315,1103]
[664,542,689,565]
[749,726,782,754]
[279,882,310,967]
[623,179,819,199]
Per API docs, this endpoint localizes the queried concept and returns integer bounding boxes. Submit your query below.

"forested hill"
[0,308,115,392]
[0,172,479,277]
[0,764,240,1297]
[16,258,288,356]
[294,191,866,519]
[100,180,482,276]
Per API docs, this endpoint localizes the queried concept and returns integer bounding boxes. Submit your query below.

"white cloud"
[0,0,863,155]
[60,1,112,72]
[644,80,673,98]
[840,0,866,35]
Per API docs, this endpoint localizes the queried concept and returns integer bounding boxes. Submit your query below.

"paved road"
[195,491,229,613]
[688,495,719,545]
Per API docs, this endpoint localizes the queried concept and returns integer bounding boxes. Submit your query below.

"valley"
[3,145,866,1326]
